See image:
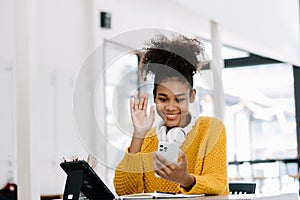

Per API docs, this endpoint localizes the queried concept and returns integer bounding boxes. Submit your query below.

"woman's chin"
[165,121,180,128]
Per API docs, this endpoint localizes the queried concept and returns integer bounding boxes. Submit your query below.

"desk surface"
[176,193,298,200]
[116,193,298,200]
[55,193,299,200]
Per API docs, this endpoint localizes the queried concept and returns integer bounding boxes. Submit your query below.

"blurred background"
[0,0,299,199]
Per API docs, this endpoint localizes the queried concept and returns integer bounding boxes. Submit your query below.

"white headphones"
[158,127,186,144]
[156,115,196,145]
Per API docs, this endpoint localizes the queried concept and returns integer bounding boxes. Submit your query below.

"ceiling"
[176,0,300,66]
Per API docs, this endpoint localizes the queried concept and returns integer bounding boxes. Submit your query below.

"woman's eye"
[176,98,185,103]
[158,98,167,102]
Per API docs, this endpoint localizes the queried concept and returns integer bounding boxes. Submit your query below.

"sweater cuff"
[178,174,229,195]
[116,147,143,173]
[178,174,205,194]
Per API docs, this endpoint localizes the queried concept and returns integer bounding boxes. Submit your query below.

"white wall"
[0,0,16,190]
[87,0,214,48]
[31,0,96,195]
[0,0,98,195]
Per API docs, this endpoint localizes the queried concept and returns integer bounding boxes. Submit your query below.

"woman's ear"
[190,89,196,103]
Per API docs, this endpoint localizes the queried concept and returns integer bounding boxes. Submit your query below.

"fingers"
[178,149,187,168]
[142,93,148,111]
[134,91,139,111]
[130,98,134,115]
[137,91,146,111]
[154,153,168,169]
[131,91,150,112]
[87,154,97,169]
[61,155,78,162]
[91,159,97,169]
[153,153,175,171]
[154,153,178,179]
[138,92,145,110]
[154,153,169,177]
[155,167,168,178]
[61,155,98,169]
[154,152,172,166]
[179,149,185,160]
[149,105,155,121]
[87,154,91,163]
[71,155,78,161]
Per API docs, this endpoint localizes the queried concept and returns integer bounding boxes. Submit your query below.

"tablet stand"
[63,169,84,200]
[60,160,115,200]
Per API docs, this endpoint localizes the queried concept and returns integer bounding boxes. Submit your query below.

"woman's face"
[154,79,196,128]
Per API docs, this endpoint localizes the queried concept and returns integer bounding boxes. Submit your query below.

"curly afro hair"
[139,34,205,96]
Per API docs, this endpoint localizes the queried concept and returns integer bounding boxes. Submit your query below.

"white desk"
[183,193,298,200]
[116,193,298,200]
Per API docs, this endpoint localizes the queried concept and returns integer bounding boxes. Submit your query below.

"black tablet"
[60,160,115,200]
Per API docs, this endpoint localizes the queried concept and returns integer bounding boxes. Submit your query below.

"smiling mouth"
[166,113,179,120]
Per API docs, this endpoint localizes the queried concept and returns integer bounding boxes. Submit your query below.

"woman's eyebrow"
[157,93,187,97]
[175,93,187,97]
[157,93,168,97]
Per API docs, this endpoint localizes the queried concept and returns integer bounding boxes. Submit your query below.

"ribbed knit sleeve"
[113,148,144,195]
[113,130,158,196]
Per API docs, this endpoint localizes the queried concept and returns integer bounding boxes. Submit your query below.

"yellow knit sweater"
[114,116,229,195]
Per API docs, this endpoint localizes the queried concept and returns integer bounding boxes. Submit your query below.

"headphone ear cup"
[160,126,167,142]
[167,128,186,143]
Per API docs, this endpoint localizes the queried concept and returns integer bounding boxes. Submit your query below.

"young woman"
[113,34,229,195]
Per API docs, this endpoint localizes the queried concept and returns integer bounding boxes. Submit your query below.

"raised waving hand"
[130,91,155,137]
[129,91,155,153]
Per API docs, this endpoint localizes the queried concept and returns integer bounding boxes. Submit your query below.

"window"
[223,64,296,161]
[222,63,298,193]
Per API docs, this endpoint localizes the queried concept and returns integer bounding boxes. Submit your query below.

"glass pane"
[223,63,296,161]
[222,64,297,193]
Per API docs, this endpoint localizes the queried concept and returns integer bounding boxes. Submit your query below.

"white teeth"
[167,114,177,119]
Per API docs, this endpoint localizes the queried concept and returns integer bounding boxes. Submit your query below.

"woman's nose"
[165,100,178,110]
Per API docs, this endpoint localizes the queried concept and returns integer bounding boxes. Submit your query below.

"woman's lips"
[166,113,179,120]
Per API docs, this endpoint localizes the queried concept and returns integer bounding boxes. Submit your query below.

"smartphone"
[157,141,180,163]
